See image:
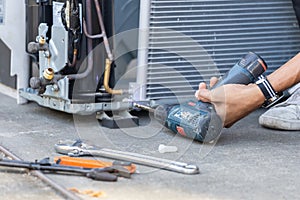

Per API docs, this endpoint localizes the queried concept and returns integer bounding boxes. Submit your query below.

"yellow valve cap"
[43,68,54,80]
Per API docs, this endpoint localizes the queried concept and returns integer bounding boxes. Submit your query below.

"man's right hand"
[195,77,265,128]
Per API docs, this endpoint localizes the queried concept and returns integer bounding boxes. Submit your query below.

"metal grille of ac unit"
[146,0,300,100]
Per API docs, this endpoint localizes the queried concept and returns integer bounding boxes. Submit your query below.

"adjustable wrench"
[54,140,200,175]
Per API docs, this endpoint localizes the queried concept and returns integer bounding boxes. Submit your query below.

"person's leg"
[259,84,300,130]
[259,1,300,130]
[292,0,300,23]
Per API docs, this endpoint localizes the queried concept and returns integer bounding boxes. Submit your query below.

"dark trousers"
[292,0,300,23]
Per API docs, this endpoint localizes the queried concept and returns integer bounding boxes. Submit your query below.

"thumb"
[198,82,207,90]
[210,77,219,88]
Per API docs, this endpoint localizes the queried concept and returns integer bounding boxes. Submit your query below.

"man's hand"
[195,77,265,127]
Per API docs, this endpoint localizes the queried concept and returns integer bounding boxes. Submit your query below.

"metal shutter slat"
[145,0,300,100]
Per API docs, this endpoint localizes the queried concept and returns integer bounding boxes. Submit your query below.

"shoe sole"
[259,116,300,131]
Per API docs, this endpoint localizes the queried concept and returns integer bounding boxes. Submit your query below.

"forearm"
[267,53,300,92]
[195,53,300,127]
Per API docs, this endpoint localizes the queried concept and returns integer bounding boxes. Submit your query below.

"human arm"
[195,53,300,127]
[267,53,300,91]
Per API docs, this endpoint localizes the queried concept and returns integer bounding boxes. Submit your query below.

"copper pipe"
[103,59,123,95]
[66,0,126,95]
[68,48,78,67]
[67,0,93,80]
[93,0,113,61]
[82,18,104,39]
[93,0,127,95]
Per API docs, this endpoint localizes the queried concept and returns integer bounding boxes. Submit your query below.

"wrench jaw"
[54,140,94,157]
[54,144,78,156]
[67,149,87,157]
[54,145,90,157]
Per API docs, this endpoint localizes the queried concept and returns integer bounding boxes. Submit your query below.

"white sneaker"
[259,88,300,130]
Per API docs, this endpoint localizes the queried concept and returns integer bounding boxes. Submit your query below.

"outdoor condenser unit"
[1,0,300,125]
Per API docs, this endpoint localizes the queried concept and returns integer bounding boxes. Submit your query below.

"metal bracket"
[19,88,133,115]
[96,110,139,128]
[38,20,68,75]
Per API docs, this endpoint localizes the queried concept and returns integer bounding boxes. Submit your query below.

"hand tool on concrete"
[55,140,200,175]
[0,157,127,181]
[0,144,81,200]
[134,52,268,143]
[55,156,136,174]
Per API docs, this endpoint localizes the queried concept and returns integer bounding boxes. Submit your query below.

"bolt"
[44,50,51,58]
[52,84,59,92]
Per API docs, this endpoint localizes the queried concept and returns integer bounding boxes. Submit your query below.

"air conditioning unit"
[2,0,300,126]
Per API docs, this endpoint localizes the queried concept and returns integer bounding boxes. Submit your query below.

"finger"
[195,90,208,101]
[209,77,219,88]
[198,82,207,90]
[195,88,211,102]
[198,96,211,103]
[198,89,212,101]
[196,94,210,102]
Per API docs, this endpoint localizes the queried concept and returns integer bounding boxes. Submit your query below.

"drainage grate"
[146,0,300,100]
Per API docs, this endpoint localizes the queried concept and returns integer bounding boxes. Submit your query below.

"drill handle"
[211,52,267,89]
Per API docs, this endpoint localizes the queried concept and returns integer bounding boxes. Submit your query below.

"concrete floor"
[0,92,299,200]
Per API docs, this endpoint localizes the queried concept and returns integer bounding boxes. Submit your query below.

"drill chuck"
[154,104,173,125]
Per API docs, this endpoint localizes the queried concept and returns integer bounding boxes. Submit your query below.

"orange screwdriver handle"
[54,156,136,174]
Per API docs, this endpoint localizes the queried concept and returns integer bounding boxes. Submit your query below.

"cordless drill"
[136,52,268,142]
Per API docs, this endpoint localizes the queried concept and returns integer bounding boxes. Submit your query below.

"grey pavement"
[0,92,299,200]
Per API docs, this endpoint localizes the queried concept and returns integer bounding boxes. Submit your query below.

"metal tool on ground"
[55,140,200,175]
[134,52,268,143]
[0,145,81,200]
[55,156,136,174]
[0,157,131,181]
